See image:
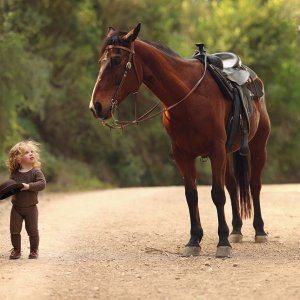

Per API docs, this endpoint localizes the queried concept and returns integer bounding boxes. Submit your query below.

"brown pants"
[10,205,39,251]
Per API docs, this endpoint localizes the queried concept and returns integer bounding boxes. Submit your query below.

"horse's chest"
[164,121,213,155]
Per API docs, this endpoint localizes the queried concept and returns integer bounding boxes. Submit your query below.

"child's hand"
[21,183,29,191]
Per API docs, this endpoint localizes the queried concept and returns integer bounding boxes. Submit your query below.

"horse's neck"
[135,40,199,108]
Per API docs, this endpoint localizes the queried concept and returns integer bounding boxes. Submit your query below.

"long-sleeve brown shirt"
[10,168,46,208]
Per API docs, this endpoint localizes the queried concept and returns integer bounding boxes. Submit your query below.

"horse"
[89,23,271,258]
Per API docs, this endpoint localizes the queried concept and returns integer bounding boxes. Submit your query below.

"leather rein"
[101,43,208,130]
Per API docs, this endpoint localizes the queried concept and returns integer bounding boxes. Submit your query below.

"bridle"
[100,42,207,130]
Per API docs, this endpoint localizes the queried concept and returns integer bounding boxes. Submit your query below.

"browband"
[106,45,135,54]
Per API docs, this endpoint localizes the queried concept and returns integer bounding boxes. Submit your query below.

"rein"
[101,43,208,130]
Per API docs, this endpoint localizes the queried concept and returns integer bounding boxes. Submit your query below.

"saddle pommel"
[195,43,206,55]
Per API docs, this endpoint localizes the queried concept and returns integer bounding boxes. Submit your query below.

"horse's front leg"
[183,178,203,256]
[210,147,232,258]
[173,151,203,257]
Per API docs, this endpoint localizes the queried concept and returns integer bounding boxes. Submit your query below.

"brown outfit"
[10,168,46,251]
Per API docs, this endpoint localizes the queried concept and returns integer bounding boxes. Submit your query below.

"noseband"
[101,43,207,129]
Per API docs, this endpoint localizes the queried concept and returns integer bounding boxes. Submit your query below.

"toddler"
[6,140,46,259]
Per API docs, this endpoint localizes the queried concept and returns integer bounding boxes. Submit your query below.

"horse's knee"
[185,185,197,201]
[211,185,226,206]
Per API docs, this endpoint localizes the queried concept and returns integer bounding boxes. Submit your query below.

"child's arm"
[28,170,46,192]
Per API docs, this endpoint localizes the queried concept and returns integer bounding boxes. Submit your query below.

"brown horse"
[89,24,271,258]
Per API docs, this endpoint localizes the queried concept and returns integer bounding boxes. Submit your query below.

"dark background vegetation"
[0,0,299,190]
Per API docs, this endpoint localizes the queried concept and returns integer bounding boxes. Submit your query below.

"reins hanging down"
[101,43,208,130]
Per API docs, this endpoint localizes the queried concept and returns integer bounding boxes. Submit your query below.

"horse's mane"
[141,39,181,58]
[101,31,181,58]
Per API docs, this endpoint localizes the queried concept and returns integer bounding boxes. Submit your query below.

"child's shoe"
[28,249,38,259]
[9,248,21,259]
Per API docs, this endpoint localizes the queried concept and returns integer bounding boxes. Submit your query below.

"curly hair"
[6,140,42,173]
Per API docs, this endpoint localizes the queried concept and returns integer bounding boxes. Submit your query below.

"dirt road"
[0,185,299,300]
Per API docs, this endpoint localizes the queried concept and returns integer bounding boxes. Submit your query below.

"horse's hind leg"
[249,115,270,243]
[249,143,268,242]
[225,155,243,243]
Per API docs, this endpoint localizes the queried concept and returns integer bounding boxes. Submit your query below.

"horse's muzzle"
[89,101,103,119]
[95,102,102,118]
[90,101,112,120]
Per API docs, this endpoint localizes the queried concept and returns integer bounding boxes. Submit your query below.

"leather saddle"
[212,52,250,85]
[200,47,257,86]
[193,43,264,155]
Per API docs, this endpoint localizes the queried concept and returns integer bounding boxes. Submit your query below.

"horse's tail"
[232,151,252,219]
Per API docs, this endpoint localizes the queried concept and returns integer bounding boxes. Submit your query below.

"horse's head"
[89,23,142,119]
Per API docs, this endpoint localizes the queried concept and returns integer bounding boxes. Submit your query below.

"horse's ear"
[122,23,141,42]
[106,26,116,37]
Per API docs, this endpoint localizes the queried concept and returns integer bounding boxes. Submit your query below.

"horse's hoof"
[216,246,232,258]
[229,234,243,243]
[255,235,268,243]
[182,246,201,257]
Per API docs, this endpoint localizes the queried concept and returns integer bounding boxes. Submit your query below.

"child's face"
[19,145,35,167]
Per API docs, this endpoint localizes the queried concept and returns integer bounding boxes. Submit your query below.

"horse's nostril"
[95,102,102,117]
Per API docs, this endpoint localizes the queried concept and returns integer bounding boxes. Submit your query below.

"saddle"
[193,43,264,155]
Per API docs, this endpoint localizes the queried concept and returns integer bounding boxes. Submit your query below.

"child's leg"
[10,206,23,251]
[24,206,39,251]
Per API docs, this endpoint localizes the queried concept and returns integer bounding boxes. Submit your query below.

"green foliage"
[265,62,300,182]
[0,0,299,188]
[45,156,107,192]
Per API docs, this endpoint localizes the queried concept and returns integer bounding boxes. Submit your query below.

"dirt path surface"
[0,185,299,300]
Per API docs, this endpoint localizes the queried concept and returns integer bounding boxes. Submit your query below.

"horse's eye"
[111,56,122,66]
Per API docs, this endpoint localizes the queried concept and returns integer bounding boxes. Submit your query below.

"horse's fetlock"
[190,227,203,242]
